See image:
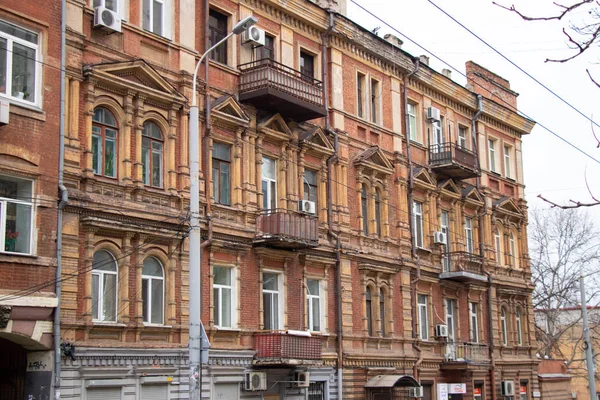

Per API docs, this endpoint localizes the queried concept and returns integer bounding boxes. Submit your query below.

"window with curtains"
[374,189,382,237]
[379,288,386,336]
[92,107,118,178]
[262,272,282,330]
[412,201,423,248]
[262,156,277,211]
[501,306,508,345]
[212,142,231,205]
[142,257,164,325]
[208,9,228,64]
[307,278,324,332]
[92,250,118,322]
[407,102,418,141]
[366,286,373,336]
[418,294,429,340]
[361,184,368,235]
[0,20,39,104]
[0,175,33,254]
[142,121,163,188]
[142,0,164,36]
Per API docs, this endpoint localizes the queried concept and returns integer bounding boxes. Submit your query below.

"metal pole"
[580,269,597,399]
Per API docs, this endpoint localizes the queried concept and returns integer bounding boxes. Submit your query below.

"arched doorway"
[0,337,27,399]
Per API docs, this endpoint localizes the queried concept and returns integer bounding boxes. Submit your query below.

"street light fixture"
[188,15,258,400]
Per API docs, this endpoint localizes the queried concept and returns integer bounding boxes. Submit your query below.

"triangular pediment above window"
[412,167,435,188]
[438,179,461,197]
[354,146,394,176]
[462,184,484,205]
[211,96,250,129]
[258,113,293,141]
[299,125,334,156]
[85,59,186,105]
[493,196,523,218]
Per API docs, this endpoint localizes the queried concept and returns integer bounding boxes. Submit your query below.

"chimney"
[383,33,403,49]
[442,68,452,79]
[419,55,429,66]
[465,61,519,110]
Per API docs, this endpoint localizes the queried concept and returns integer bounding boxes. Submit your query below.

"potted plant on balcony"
[5,230,19,252]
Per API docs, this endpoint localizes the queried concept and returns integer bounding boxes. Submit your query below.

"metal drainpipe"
[472,94,496,400]
[322,10,343,400]
[203,0,213,249]
[410,257,422,380]
[54,0,68,397]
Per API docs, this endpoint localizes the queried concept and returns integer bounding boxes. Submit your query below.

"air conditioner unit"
[435,324,449,338]
[433,231,446,245]
[242,26,265,47]
[408,386,424,398]
[94,6,122,33]
[244,371,267,391]
[427,106,441,122]
[299,200,316,215]
[295,371,310,388]
[0,100,9,126]
[501,380,515,397]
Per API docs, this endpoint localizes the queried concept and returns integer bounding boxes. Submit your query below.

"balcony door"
[440,210,450,272]
[431,118,444,153]
[262,157,277,211]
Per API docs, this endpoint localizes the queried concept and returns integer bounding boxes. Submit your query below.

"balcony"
[442,343,490,369]
[254,331,323,365]
[439,251,487,283]
[429,143,480,180]
[238,59,326,122]
[254,209,319,249]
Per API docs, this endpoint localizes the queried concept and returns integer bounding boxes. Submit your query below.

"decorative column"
[119,233,134,324]
[82,78,97,178]
[132,95,146,186]
[167,105,179,194]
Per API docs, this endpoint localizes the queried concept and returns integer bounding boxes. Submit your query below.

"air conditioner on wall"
[244,371,267,391]
[433,231,446,245]
[94,6,122,33]
[435,324,449,338]
[299,200,316,215]
[408,386,424,398]
[501,380,515,397]
[242,26,265,47]
[295,371,310,388]
[427,106,441,122]
[0,100,9,126]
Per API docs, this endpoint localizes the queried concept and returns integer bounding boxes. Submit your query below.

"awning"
[364,375,420,388]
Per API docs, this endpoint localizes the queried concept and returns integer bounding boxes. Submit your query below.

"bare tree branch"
[493,1,594,21]
[538,194,600,208]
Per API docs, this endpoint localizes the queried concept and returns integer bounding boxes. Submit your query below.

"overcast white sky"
[348,0,600,224]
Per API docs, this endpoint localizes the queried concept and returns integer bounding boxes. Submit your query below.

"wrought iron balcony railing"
[444,342,490,364]
[429,143,480,179]
[440,251,487,283]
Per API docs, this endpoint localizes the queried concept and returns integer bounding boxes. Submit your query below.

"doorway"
[0,337,26,400]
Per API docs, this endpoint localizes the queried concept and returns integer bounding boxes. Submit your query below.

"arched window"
[374,188,382,237]
[92,107,118,178]
[494,229,502,265]
[500,306,508,346]
[516,308,523,345]
[142,121,164,188]
[379,287,386,336]
[142,257,164,325]
[366,286,373,336]
[92,250,118,322]
[509,232,517,267]
[361,184,368,235]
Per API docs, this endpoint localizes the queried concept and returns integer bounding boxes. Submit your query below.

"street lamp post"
[188,15,258,400]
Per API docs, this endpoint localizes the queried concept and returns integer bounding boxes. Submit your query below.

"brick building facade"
[0,0,539,399]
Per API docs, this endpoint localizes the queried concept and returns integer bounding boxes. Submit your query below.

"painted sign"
[449,383,467,394]
[474,388,482,395]
[437,383,449,400]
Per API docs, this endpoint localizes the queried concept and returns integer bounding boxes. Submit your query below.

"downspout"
[323,10,343,400]
[54,0,69,397]
[403,59,421,379]
[473,94,496,400]
[202,0,213,250]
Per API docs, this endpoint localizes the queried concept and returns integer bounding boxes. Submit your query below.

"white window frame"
[306,278,325,333]
[142,0,165,36]
[458,125,468,149]
[142,257,165,325]
[504,144,512,178]
[488,138,497,173]
[418,294,429,340]
[509,232,517,267]
[407,101,418,142]
[494,229,502,265]
[370,77,381,125]
[445,298,456,342]
[0,175,35,255]
[356,71,366,119]
[262,271,283,330]
[431,120,444,152]
[91,250,118,323]
[465,217,474,254]
[469,302,479,343]
[0,20,41,107]
[516,308,523,345]
[262,156,277,211]
[213,265,238,329]
[501,306,508,346]
[440,210,450,272]
[412,201,424,248]
[92,0,124,16]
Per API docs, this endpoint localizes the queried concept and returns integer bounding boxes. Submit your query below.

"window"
[303,169,318,207]
[516,308,523,345]
[256,33,274,60]
[412,201,423,248]
[440,211,450,272]
[374,189,381,237]
[465,217,474,254]
[142,0,164,36]
[361,184,368,235]
[93,0,119,12]
[262,157,277,210]
[366,286,373,336]
[142,121,163,188]
[469,302,479,343]
[263,272,282,330]
[357,72,365,118]
[418,294,429,340]
[307,278,323,332]
[458,125,468,148]
[208,9,228,64]
[445,299,456,342]
[142,257,164,325]
[370,78,380,124]
[212,142,231,205]
[488,138,497,173]
[0,176,33,254]
[92,107,118,178]
[0,20,39,104]
[407,102,417,142]
[431,119,444,152]
[504,145,512,178]
[213,266,235,328]
[509,232,517,267]
[92,250,118,322]
[501,306,508,345]
[300,51,315,79]
[379,288,386,336]
[494,229,502,265]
